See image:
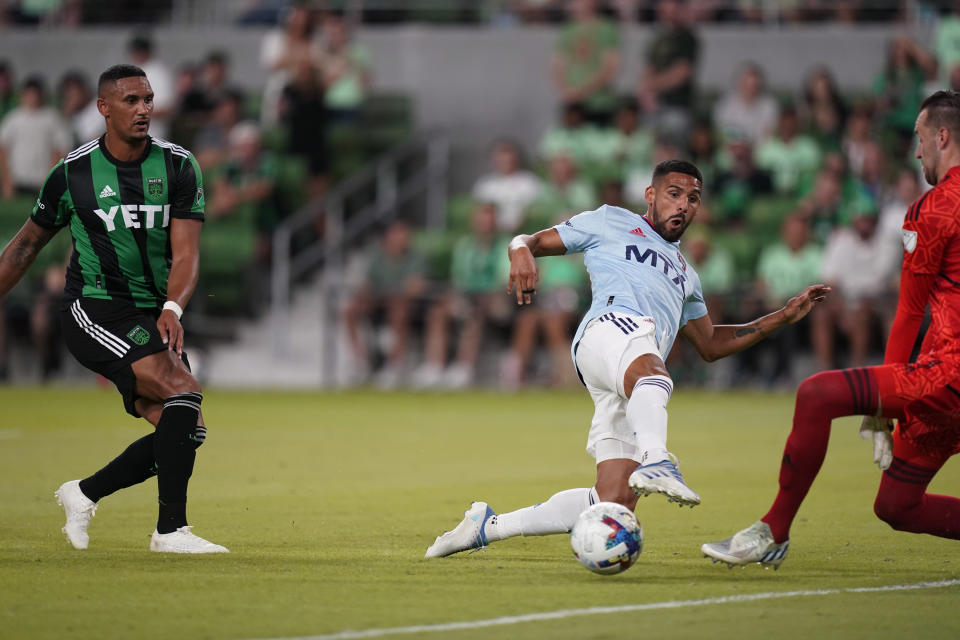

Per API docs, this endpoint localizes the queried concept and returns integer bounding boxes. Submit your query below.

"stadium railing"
[269,133,450,382]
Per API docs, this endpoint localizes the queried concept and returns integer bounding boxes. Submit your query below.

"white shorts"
[574,312,662,463]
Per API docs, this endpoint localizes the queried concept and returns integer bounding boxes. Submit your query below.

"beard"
[649,203,689,242]
[922,163,938,186]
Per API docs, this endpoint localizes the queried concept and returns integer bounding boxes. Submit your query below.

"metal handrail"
[269,133,450,373]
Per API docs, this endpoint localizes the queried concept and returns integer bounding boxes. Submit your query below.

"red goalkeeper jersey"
[886,165,960,363]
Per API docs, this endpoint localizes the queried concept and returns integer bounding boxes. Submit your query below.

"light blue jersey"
[554,204,708,360]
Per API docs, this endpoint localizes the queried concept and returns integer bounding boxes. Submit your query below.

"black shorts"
[60,297,189,418]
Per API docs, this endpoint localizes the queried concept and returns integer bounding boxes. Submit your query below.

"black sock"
[79,434,157,503]
[158,501,188,534]
[154,392,202,534]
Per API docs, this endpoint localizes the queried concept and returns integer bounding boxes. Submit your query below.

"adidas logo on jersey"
[629,226,646,236]
[99,184,117,199]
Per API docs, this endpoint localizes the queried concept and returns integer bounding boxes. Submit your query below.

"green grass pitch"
[1,386,958,640]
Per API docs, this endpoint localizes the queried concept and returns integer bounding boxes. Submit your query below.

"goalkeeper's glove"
[859,416,894,470]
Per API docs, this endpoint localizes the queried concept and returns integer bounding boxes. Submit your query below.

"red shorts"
[874,350,960,464]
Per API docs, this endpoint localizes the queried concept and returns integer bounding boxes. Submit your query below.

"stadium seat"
[413,227,455,283]
[198,204,258,315]
[745,195,799,239]
[445,194,475,234]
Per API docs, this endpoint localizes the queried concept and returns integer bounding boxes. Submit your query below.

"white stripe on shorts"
[70,300,130,358]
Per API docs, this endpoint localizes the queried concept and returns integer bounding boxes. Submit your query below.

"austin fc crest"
[126,325,151,346]
[148,178,164,197]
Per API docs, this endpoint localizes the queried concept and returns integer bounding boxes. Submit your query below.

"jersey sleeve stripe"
[151,137,190,158]
[911,191,931,221]
[65,141,101,164]
[64,138,101,163]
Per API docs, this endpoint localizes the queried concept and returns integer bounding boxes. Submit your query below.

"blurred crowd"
[0,5,376,379]
[0,0,936,27]
[0,0,958,388]
[341,0,953,390]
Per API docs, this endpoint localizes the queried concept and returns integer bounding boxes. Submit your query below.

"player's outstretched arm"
[507,228,566,306]
[159,218,202,356]
[0,219,58,299]
[681,284,831,362]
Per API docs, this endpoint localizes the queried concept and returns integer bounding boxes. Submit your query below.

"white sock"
[484,487,599,541]
[627,374,673,465]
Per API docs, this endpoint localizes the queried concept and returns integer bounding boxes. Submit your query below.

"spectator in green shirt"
[529,152,596,227]
[872,36,936,153]
[539,102,609,171]
[342,220,427,387]
[754,104,821,196]
[416,203,512,389]
[319,11,372,123]
[551,0,620,124]
[738,213,823,386]
[590,98,654,184]
[685,230,736,323]
[206,122,286,268]
[637,0,700,143]
[756,215,824,309]
[935,4,960,87]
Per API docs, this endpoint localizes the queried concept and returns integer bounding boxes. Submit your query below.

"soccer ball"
[570,502,643,575]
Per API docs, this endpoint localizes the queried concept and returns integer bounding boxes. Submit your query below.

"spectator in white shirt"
[471,140,542,234]
[0,76,71,199]
[713,62,779,144]
[812,194,900,369]
[128,35,174,139]
[879,167,925,253]
[58,70,103,145]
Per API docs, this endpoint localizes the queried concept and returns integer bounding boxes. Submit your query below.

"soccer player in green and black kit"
[0,64,226,553]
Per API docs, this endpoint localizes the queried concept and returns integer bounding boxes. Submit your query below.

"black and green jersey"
[31,136,204,309]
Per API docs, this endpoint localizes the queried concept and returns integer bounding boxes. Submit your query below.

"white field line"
[251,578,960,640]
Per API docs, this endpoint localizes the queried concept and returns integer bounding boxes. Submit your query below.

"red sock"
[761,369,875,542]
[875,456,960,539]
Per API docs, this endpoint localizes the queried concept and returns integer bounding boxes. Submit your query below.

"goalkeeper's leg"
[761,368,886,543]
[873,426,960,539]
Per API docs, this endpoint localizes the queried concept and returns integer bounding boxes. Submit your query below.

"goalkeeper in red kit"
[702,90,960,569]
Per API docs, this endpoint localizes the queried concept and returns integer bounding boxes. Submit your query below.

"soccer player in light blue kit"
[426,160,830,558]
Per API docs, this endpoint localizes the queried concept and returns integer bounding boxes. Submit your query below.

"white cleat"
[55,480,97,549]
[150,526,229,554]
[701,521,789,570]
[628,457,701,507]
[424,501,496,558]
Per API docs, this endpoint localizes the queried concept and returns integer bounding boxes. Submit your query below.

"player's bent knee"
[798,368,872,417]
[134,352,201,401]
[873,494,917,531]
[168,368,201,395]
[796,374,824,405]
[153,370,201,399]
